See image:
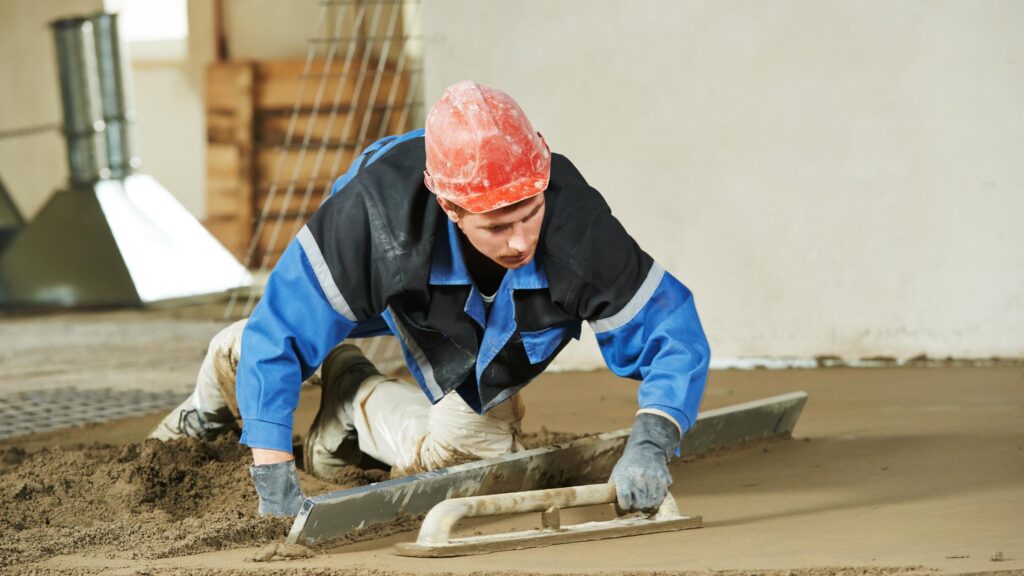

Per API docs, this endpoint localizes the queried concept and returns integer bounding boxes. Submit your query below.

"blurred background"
[0,0,1021,374]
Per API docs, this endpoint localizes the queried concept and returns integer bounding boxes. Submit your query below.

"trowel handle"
[415,483,680,546]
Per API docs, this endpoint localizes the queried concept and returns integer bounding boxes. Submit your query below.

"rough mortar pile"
[0,435,304,567]
[0,427,598,570]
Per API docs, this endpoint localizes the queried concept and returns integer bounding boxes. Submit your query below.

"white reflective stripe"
[636,408,684,438]
[386,306,444,400]
[296,226,356,322]
[589,262,665,334]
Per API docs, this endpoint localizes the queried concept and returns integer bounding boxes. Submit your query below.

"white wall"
[422,0,1024,365]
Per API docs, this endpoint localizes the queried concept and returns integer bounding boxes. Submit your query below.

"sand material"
[0,435,308,567]
[519,426,588,449]
[246,542,315,562]
[0,428,593,569]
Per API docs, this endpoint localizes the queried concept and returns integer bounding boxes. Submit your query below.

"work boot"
[304,344,381,479]
[149,394,237,441]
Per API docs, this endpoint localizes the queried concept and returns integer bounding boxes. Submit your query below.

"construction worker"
[151,81,710,517]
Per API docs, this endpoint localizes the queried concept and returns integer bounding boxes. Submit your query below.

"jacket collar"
[429,219,549,290]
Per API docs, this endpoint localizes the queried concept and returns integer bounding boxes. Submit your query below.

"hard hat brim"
[426,172,549,214]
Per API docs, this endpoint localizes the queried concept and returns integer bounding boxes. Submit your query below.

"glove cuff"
[250,459,305,516]
[629,412,681,460]
[636,408,683,437]
[249,458,297,478]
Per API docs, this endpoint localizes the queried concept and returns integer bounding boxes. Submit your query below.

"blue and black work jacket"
[237,129,711,453]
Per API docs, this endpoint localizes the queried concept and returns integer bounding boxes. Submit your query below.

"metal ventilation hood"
[0,12,251,308]
[0,177,23,253]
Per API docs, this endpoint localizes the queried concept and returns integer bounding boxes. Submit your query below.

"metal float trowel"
[394,482,702,557]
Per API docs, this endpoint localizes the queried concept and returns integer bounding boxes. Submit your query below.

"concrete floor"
[2,303,1022,575]
[0,302,231,395]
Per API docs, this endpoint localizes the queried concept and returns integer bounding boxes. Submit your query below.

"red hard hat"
[424,81,550,214]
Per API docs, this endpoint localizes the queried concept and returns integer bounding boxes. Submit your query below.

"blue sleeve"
[237,239,357,452]
[592,266,710,437]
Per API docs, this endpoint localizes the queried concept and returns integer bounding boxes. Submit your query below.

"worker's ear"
[437,197,462,224]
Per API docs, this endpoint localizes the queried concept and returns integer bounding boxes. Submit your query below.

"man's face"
[440,194,546,269]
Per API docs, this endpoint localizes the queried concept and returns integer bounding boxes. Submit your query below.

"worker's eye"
[487,224,510,233]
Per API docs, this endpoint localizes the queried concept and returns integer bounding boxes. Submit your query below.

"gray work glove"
[250,460,306,517]
[609,412,680,513]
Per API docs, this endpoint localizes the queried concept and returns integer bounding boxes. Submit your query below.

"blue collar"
[429,219,548,290]
[427,218,550,410]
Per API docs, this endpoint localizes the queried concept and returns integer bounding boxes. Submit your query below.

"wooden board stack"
[204,57,410,266]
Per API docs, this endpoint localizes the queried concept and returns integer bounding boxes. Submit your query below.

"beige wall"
[221,0,404,62]
[126,0,216,219]
[422,1,1024,365]
[0,0,331,222]
[0,0,209,218]
[136,0,403,219]
[4,1,1020,363]
[130,65,205,216]
[0,0,103,218]
[221,0,328,60]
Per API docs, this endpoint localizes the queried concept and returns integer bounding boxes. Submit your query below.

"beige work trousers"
[194,319,523,475]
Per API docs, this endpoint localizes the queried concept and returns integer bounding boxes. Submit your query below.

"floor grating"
[0,387,187,440]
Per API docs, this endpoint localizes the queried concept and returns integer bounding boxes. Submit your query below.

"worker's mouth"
[499,250,532,268]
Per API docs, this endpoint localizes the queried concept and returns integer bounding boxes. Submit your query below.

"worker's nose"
[507,224,528,253]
